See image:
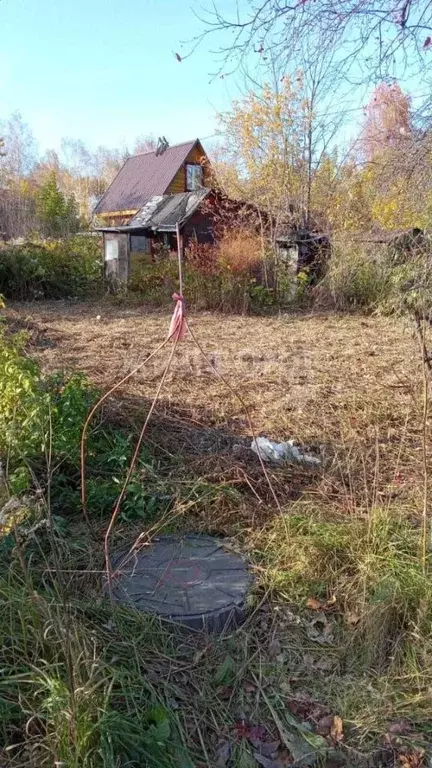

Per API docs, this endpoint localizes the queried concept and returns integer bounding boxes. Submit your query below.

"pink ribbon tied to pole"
[168,292,186,341]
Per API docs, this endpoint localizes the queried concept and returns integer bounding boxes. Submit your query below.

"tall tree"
[360,83,412,161]
[196,0,432,89]
[0,112,37,180]
[353,81,432,229]
[0,114,38,237]
[215,76,305,238]
[215,66,344,236]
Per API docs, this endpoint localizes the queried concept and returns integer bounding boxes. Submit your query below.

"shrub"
[128,230,284,314]
[0,328,172,522]
[217,230,263,274]
[319,241,392,310]
[184,240,219,276]
[382,250,432,318]
[128,258,179,304]
[0,328,97,469]
[0,235,103,300]
[128,258,278,314]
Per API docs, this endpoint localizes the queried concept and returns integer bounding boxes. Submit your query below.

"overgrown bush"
[128,257,279,313]
[185,240,219,275]
[316,235,432,315]
[0,328,172,521]
[0,328,95,467]
[218,230,262,274]
[128,231,291,313]
[318,242,393,310]
[382,252,432,318]
[0,235,103,300]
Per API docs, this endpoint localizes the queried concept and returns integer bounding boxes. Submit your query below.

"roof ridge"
[132,138,198,158]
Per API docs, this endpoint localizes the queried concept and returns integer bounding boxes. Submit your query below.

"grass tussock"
[0,570,196,767]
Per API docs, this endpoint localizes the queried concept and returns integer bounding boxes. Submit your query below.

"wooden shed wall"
[183,207,215,245]
[104,232,129,281]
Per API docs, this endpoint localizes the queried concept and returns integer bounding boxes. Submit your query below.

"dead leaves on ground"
[287,695,344,746]
[304,596,337,644]
[234,723,280,758]
[306,595,337,612]
[397,749,429,768]
[215,721,282,767]
[330,716,344,743]
[214,694,345,767]
[383,720,429,768]
[305,614,335,645]
[213,704,345,766]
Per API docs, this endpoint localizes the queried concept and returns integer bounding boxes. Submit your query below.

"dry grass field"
[6,299,426,517]
[3,299,432,767]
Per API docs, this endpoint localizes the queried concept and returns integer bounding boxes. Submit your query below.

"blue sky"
[0,0,238,153]
[0,0,428,158]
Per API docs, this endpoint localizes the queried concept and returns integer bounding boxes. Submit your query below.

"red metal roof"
[94,139,199,214]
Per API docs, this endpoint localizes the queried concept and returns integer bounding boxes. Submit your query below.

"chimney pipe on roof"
[156,137,169,156]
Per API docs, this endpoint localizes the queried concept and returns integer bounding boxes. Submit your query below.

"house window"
[130,235,150,253]
[186,163,203,191]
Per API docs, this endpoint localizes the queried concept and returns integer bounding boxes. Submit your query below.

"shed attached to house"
[98,188,216,281]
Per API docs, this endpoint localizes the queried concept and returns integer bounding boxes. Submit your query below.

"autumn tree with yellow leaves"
[214,72,346,240]
[213,75,432,236]
[355,83,432,231]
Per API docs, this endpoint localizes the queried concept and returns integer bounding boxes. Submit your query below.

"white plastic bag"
[250,437,321,467]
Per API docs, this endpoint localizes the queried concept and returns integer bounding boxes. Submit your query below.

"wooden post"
[176,222,184,296]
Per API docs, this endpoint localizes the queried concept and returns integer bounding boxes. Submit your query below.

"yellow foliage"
[216,76,308,224]
[218,230,262,273]
[215,78,431,234]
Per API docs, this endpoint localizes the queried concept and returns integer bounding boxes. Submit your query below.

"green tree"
[36,172,80,236]
[215,71,345,237]
[215,77,309,239]
[64,194,81,234]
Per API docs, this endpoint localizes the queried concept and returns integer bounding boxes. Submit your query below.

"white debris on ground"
[250,437,321,467]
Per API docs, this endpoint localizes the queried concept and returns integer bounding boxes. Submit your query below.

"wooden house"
[94,138,218,281]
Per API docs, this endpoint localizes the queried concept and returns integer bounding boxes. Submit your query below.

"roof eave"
[95,226,133,233]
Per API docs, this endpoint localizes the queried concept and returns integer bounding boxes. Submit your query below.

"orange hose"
[104,336,179,597]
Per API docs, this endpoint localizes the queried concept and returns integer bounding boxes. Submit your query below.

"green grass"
[2,495,432,766]
[0,567,198,767]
